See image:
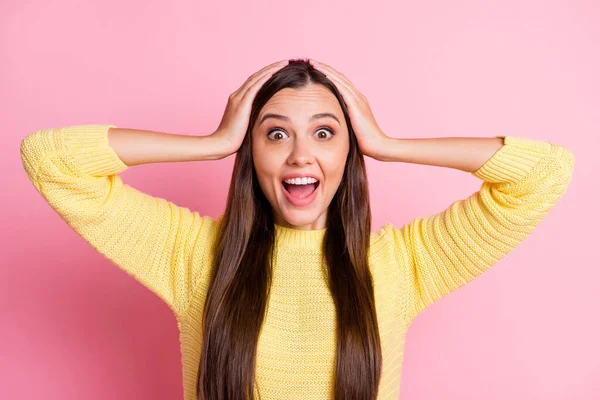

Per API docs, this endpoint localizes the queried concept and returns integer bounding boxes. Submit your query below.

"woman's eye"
[267,129,289,141]
[315,127,334,140]
[266,127,335,141]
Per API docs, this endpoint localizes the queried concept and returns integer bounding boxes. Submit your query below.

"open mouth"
[282,180,320,199]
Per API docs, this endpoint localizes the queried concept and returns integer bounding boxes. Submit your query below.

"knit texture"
[20,124,575,399]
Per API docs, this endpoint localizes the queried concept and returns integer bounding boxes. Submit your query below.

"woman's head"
[240,59,363,230]
[198,59,381,400]
[251,76,350,230]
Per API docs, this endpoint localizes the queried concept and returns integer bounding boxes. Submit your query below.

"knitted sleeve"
[20,124,220,319]
[385,135,575,326]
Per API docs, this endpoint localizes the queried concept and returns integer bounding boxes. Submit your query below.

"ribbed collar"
[273,223,326,250]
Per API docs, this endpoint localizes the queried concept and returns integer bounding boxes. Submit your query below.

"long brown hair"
[197,59,382,400]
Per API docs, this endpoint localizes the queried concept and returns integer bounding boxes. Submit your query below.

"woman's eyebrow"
[258,113,340,126]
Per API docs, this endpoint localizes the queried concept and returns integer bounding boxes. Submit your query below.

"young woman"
[20,59,574,400]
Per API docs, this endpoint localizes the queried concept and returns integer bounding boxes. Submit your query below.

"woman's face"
[252,83,350,230]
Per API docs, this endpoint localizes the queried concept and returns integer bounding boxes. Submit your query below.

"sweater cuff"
[61,124,129,177]
[471,135,553,184]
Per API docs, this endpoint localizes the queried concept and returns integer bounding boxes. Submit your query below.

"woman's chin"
[278,214,314,228]
[275,206,325,230]
[272,190,327,228]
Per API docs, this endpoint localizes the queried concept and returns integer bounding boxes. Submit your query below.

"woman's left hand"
[309,59,390,160]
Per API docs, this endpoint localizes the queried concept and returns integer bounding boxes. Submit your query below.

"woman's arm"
[381,135,575,326]
[107,127,231,166]
[305,59,576,327]
[20,124,226,319]
[373,136,505,172]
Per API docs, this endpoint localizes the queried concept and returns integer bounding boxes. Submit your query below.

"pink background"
[2,1,598,399]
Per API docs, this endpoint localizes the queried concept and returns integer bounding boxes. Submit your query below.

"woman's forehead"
[258,88,343,126]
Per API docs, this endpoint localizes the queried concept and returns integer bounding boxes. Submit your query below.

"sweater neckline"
[274,223,326,249]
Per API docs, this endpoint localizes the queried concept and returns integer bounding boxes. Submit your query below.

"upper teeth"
[284,177,318,185]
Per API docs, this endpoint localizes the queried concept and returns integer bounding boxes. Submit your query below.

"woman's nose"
[286,137,315,166]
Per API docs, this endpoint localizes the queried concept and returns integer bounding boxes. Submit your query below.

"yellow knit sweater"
[20,124,574,399]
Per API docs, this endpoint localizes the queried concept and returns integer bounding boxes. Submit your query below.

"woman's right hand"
[210,60,289,157]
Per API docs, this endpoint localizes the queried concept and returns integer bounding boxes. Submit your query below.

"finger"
[238,60,288,95]
[315,64,361,105]
[318,64,357,96]
[241,67,278,103]
[310,60,362,99]
[320,70,361,112]
[250,59,289,80]
[310,59,355,90]
[309,59,355,99]
[236,60,288,97]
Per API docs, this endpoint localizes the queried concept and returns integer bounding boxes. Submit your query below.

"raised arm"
[302,60,576,327]
[20,124,228,319]
[382,135,575,326]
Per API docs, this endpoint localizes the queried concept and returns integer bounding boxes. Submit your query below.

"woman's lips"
[281,181,320,207]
